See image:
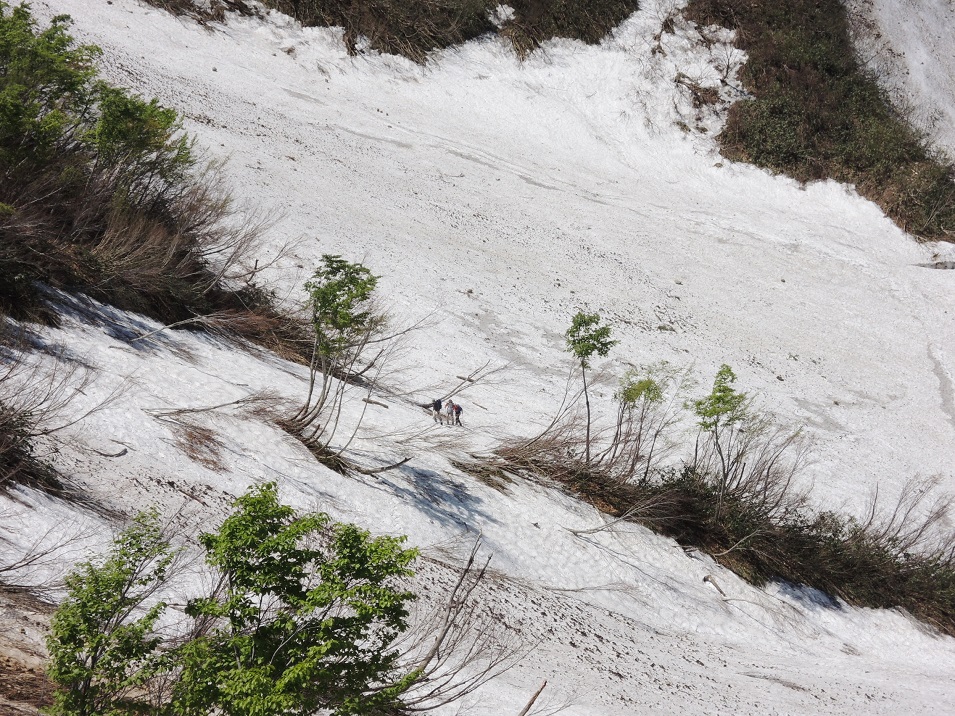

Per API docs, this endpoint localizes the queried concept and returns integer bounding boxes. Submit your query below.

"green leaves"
[618,370,663,406]
[0,3,100,165]
[565,311,615,369]
[48,485,422,716]
[0,2,192,185]
[178,483,418,716]
[305,255,379,358]
[46,510,174,716]
[692,364,749,431]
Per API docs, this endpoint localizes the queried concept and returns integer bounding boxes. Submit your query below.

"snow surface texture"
[3,0,955,713]
[848,0,955,157]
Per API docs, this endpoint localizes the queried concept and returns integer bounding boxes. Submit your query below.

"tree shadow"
[774,580,841,611]
[375,464,501,534]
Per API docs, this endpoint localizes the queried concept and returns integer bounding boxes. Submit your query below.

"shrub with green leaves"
[284,256,385,462]
[176,483,418,716]
[47,484,421,716]
[46,510,174,716]
[305,254,380,361]
[0,3,299,352]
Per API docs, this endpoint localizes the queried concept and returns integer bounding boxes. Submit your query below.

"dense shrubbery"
[685,0,955,241]
[47,484,421,716]
[0,3,305,354]
[46,483,511,715]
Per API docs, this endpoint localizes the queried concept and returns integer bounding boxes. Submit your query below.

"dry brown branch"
[396,540,526,712]
[516,680,547,716]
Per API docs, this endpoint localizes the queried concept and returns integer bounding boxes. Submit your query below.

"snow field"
[4,0,955,712]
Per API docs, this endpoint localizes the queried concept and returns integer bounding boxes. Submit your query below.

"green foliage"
[692,364,748,430]
[564,311,615,369]
[305,255,380,358]
[0,4,301,353]
[47,484,421,716]
[0,3,100,166]
[91,86,193,186]
[178,483,419,716]
[46,510,174,716]
[618,369,663,406]
[685,0,955,240]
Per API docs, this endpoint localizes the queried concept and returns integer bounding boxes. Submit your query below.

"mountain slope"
[4,0,955,713]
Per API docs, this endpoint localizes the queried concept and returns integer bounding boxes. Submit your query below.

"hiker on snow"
[445,400,455,424]
[431,398,442,422]
[453,402,463,426]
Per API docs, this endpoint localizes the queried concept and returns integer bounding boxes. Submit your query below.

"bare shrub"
[500,0,641,58]
[253,0,639,63]
[268,0,496,63]
[0,349,88,498]
[397,541,524,711]
[139,0,260,24]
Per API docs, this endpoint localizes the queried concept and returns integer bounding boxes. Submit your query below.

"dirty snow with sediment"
[848,0,955,157]
[3,0,955,713]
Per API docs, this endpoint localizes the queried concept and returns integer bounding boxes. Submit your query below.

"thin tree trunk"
[582,362,591,469]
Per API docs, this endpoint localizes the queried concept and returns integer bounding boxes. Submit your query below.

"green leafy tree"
[305,254,379,359]
[173,482,419,716]
[691,364,753,518]
[46,510,174,716]
[692,364,748,432]
[47,485,423,716]
[0,3,100,167]
[599,363,690,482]
[288,256,382,458]
[565,311,616,468]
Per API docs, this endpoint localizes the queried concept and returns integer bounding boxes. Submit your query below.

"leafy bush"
[283,255,387,468]
[47,483,422,716]
[0,3,305,354]
[685,0,955,240]
[46,510,174,716]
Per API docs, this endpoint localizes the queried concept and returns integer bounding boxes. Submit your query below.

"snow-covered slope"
[4,0,955,713]
[848,0,955,157]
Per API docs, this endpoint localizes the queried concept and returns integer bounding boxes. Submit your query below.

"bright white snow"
[3,0,955,713]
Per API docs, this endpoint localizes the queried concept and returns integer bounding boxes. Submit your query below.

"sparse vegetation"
[500,0,641,58]
[0,3,307,354]
[282,255,387,470]
[464,362,955,636]
[564,311,616,468]
[176,0,639,63]
[684,0,955,241]
[0,340,82,500]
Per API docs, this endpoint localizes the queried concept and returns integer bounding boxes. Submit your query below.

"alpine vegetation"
[684,0,955,241]
[467,354,955,636]
[282,255,386,470]
[0,3,302,352]
[152,0,642,63]
[47,483,512,716]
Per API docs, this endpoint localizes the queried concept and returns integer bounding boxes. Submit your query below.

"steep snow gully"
[3,0,955,714]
